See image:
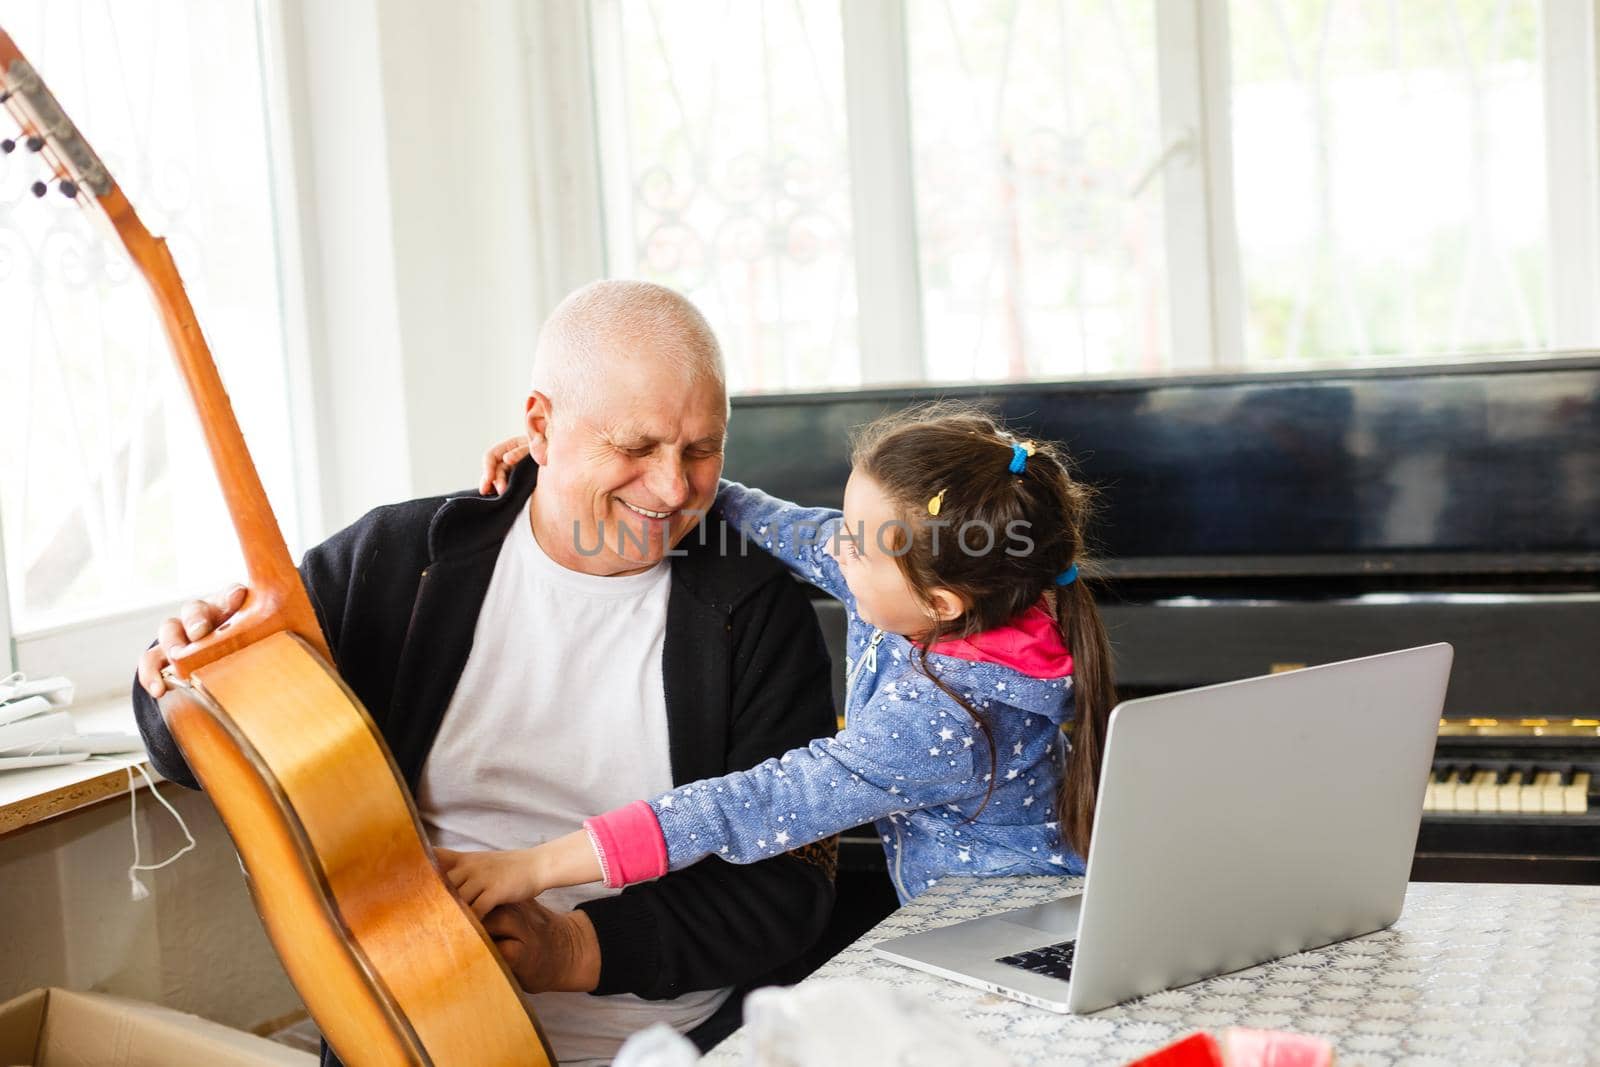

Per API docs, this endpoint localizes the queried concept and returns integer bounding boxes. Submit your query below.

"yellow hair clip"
[927,488,947,516]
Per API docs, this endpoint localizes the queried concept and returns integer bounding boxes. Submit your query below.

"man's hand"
[480,435,532,496]
[137,584,249,698]
[483,898,602,994]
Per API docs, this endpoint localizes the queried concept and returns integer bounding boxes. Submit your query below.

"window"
[906,2,1169,381]
[590,0,860,394]
[0,2,301,679]
[580,0,1600,394]
[1230,0,1555,362]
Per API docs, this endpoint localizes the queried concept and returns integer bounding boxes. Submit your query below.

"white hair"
[532,280,726,415]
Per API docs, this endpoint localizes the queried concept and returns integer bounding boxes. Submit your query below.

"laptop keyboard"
[996,939,1076,981]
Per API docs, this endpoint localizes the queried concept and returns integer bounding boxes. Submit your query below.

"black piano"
[725,356,1600,917]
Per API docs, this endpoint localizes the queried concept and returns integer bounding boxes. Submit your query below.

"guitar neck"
[108,189,331,674]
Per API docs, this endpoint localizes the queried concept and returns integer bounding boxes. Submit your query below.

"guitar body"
[161,632,552,1067]
[1,29,554,1066]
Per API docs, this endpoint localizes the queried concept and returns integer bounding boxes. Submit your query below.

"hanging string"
[123,761,196,901]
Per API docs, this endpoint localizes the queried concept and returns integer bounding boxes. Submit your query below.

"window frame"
[1544,0,1600,348]
[0,527,14,675]
[1156,0,1246,369]
[839,0,926,384]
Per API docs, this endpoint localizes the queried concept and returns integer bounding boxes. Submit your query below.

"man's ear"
[524,391,554,465]
[926,587,968,624]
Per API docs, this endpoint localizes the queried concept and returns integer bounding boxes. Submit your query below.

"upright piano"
[726,356,1600,891]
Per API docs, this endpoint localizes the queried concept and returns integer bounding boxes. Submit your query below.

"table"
[0,697,153,837]
[704,876,1600,1066]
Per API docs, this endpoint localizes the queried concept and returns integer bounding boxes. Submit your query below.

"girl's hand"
[435,846,547,919]
[480,435,532,496]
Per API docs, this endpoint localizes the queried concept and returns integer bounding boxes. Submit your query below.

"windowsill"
[0,696,159,837]
[13,602,184,705]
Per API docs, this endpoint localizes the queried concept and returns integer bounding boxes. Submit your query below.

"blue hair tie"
[1008,439,1035,474]
[1055,563,1079,586]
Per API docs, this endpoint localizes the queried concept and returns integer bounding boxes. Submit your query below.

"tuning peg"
[24,178,78,200]
[1,137,15,154]
[26,135,43,152]
[0,90,11,103]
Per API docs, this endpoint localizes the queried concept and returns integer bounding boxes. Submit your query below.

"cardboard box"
[0,987,315,1066]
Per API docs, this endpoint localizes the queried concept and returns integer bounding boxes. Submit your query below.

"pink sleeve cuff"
[583,800,669,888]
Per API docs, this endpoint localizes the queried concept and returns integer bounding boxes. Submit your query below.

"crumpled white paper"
[611,1022,699,1067]
[611,979,1015,1067]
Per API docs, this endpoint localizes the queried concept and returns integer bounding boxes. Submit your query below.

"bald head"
[523,280,730,577]
[532,280,726,418]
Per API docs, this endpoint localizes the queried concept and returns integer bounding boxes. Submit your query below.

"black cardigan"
[131,459,837,1017]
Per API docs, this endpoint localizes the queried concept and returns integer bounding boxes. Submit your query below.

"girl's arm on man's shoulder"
[714,480,849,600]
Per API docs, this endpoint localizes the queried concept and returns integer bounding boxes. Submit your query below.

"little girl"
[438,404,1115,911]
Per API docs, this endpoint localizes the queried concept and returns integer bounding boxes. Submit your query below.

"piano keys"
[1416,718,1600,882]
[1426,719,1598,815]
[1424,763,1593,813]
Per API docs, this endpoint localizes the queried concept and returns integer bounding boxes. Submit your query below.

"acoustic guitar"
[1,28,553,1067]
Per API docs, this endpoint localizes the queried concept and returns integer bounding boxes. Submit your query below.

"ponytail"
[1054,574,1115,859]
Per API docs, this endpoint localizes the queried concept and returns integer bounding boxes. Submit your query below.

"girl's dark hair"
[850,402,1116,860]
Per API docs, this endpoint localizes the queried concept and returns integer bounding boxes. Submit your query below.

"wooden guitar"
[0,28,553,1067]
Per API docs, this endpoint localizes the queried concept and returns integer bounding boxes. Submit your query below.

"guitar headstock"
[1,26,116,211]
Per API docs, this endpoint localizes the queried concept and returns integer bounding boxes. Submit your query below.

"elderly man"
[132,281,837,1066]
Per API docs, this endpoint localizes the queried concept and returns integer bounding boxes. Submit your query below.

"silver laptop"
[873,643,1453,1014]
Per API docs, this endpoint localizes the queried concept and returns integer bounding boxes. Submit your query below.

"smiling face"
[526,348,727,576]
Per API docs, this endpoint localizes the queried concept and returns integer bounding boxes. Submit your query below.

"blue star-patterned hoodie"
[582,481,1081,902]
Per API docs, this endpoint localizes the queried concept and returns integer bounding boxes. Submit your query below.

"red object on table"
[1128,1028,1335,1067]
[1126,1032,1225,1066]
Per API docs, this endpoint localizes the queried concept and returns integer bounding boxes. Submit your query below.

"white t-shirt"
[416,506,729,1066]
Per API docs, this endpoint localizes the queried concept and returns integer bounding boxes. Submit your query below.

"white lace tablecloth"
[703,876,1600,1066]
